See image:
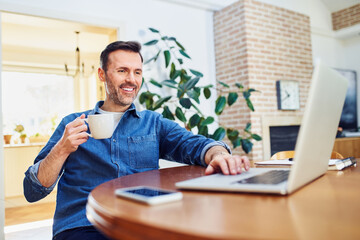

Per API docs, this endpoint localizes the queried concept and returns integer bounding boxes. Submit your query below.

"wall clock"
[276,80,300,110]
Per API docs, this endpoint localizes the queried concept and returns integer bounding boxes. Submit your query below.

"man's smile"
[120,85,136,93]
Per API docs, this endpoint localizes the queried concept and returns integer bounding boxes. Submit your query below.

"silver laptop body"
[176,61,348,195]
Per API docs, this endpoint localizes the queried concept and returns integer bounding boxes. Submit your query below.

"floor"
[5,202,55,240]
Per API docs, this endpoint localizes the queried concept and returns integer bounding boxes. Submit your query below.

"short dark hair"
[100,41,143,72]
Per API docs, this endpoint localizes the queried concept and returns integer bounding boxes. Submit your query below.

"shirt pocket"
[128,134,159,169]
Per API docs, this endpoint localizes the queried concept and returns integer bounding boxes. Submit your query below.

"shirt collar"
[90,101,140,118]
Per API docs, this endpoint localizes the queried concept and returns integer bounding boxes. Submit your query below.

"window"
[2,71,74,138]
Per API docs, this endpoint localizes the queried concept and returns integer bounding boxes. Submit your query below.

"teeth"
[122,87,134,91]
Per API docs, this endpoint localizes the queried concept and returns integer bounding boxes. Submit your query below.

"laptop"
[176,61,349,195]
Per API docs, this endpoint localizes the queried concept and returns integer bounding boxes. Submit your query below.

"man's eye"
[118,69,125,73]
[135,71,142,75]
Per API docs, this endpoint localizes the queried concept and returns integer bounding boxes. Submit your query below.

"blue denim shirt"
[23,101,230,237]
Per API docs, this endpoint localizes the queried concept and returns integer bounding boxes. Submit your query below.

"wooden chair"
[270,150,344,160]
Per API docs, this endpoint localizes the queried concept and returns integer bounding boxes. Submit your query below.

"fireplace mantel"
[262,116,302,160]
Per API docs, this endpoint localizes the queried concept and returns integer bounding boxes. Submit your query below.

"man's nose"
[125,71,136,83]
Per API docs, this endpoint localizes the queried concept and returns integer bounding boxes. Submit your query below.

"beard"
[104,75,139,107]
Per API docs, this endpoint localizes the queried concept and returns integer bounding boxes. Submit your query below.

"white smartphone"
[114,186,183,205]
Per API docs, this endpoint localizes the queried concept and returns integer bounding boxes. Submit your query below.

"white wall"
[258,0,360,127]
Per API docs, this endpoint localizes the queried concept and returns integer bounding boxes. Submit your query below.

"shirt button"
[113,139,116,142]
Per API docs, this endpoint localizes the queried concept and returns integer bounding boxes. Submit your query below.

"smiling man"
[23,41,250,240]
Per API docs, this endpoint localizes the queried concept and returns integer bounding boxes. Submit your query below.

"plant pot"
[20,136,26,144]
[4,135,12,144]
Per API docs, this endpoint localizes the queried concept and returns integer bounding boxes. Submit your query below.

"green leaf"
[162,106,175,120]
[175,107,186,122]
[180,98,192,109]
[241,139,253,153]
[243,88,257,99]
[139,92,147,104]
[190,69,204,77]
[251,134,262,141]
[144,56,156,65]
[171,70,181,80]
[218,81,230,88]
[204,88,211,99]
[232,137,242,149]
[180,70,192,82]
[184,77,200,90]
[150,79,162,88]
[161,80,177,89]
[141,77,145,88]
[149,27,159,33]
[198,125,208,137]
[244,123,251,133]
[178,58,183,64]
[212,127,226,141]
[139,91,155,104]
[179,50,191,59]
[175,40,185,51]
[226,129,239,141]
[243,90,250,99]
[144,50,161,64]
[153,96,171,110]
[189,114,201,128]
[177,88,185,99]
[235,83,244,89]
[201,116,214,126]
[215,96,226,115]
[170,63,176,79]
[144,39,159,46]
[194,87,201,95]
[164,50,171,68]
[246,98,255,111]
[248,88,257,93]
[186,90,200,104]
[227,92,238,106]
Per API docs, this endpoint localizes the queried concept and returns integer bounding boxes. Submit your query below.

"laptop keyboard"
[236,170,289,185]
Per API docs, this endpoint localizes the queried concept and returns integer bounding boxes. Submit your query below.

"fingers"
[205,153,250,176]
[60,114,89,154]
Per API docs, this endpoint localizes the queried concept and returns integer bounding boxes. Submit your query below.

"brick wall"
[214,0,313,161]
[332,4,360,31]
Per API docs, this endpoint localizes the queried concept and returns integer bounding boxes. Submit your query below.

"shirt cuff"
[28,161,57,193]
[200,141,232,166]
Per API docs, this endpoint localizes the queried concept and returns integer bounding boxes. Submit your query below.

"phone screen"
[125,188,174,197]
[115,186,183,205]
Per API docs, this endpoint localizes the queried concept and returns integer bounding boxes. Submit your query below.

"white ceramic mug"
[85,114,115,139]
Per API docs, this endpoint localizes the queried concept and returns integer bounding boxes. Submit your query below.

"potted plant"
[14,124,27,144]
[140,28,261,153]
[3,134,12,144]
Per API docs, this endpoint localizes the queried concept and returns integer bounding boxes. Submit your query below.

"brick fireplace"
[213,0,313,161]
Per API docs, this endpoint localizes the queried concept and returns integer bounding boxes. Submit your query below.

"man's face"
[100,50,143,110]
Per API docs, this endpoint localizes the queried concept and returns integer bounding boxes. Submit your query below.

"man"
[24,41,250,240]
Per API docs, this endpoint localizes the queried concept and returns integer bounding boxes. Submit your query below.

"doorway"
[1,11,117,233]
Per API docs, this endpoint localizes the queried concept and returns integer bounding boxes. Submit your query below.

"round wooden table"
[86,165,360,240]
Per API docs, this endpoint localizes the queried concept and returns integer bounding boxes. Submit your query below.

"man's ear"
[98,68,105,83]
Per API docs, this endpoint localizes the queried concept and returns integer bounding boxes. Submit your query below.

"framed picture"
[335,68,357,132]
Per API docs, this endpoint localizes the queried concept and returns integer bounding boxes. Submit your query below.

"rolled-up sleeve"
[23,160,58,202]
[23,119,66,203]
[200,141,232,166]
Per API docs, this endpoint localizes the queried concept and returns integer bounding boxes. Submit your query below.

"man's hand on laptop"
[204,146,250,175]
